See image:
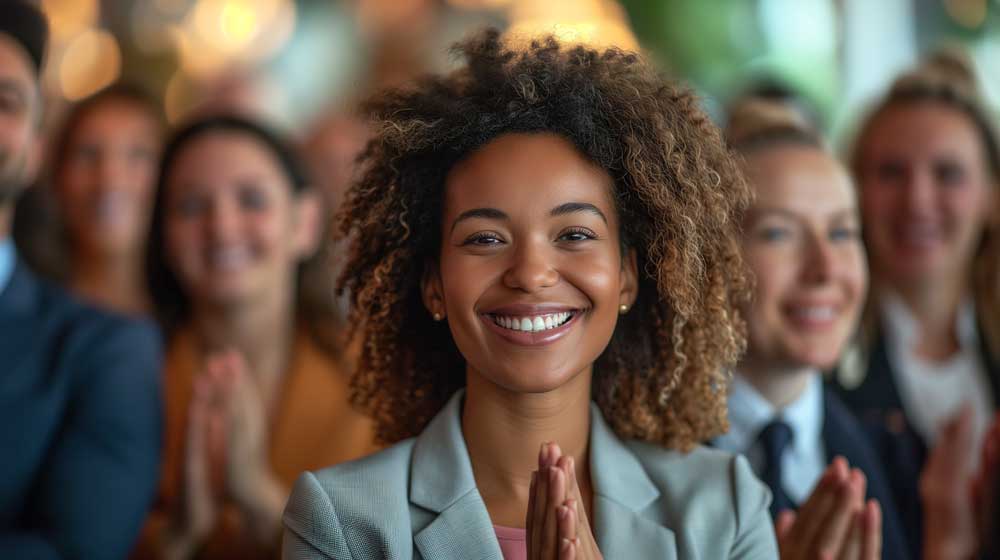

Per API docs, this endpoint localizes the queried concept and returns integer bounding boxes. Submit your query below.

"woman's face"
[742,145,867,370]
[426,133,637,393]
[858,103,996,289]
[163,131,316,311]
[57,99,160,257]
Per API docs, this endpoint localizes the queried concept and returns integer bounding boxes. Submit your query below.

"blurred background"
[30,0,1000,142]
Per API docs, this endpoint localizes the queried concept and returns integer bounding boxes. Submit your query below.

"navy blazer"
[822,387,912,560]
[832,324,1000,559]
[0,258,163,559]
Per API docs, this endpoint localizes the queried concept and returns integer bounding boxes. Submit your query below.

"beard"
[0,148,30,204]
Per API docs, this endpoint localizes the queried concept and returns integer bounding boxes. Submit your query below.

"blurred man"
[0,3,163,558]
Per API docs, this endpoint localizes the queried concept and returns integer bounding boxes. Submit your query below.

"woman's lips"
[479,309,582,346]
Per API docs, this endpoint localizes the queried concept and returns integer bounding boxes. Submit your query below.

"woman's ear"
[421,258,446,320]
[619,247,639,309]
[292,190,323,259]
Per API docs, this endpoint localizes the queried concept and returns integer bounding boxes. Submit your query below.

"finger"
[861,500,882,560]
[526,471,538,556]
[541,467,567,559]
[774,510,796,541]
[560,537,575,560]
[530,444,550,556]
[813,469,862,557]
[558,501,577,558]
[792,457,849,546]
[837,510,863,560]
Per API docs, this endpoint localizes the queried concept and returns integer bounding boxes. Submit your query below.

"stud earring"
[619,304,629,314]
[433,312,443,321]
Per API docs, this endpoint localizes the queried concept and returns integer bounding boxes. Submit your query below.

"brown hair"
[337,29,752,450]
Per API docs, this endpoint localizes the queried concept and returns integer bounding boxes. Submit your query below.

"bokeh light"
[58,28,121,100]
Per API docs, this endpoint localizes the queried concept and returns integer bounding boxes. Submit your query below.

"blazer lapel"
[589,405,677,559]
[0,259,41,377]
[410,391,503,560]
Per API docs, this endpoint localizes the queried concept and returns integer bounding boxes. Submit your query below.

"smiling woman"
[282,28,775,559]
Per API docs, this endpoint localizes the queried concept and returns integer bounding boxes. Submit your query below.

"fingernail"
[558,506,568,520]
[561,538,571,552]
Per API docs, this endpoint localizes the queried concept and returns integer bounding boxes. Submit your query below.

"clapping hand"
[526,442,603,560]
[776,456,882,560]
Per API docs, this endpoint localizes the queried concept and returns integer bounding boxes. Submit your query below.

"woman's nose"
[502,241,559,292]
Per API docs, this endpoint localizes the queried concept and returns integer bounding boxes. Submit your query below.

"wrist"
[236,471,287,538]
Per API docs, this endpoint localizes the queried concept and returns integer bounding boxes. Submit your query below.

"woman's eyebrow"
[451,207,508,233]
[550,202,607,224]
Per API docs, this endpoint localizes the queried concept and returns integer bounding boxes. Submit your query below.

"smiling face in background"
[742,145,867,371]
[425,132,637,394]
[0,34,40,204]
[858,103,996,291]
[57,98,161,257]
[163,131,314,312]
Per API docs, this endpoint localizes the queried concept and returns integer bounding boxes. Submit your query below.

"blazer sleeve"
[0,317,163,560]
[283,472,354,560]
[728,455,779,559]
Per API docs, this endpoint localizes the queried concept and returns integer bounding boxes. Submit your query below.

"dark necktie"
[758,420,795,518]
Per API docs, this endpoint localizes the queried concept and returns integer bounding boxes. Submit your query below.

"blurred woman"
[715,99,897,559]
[46,84,163,314]
[135,115,376,559]
[832,50,1000,557]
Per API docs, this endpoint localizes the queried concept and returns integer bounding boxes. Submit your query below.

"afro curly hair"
[338,28,752,451]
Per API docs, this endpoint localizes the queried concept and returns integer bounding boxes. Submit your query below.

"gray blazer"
[283,391,778,559]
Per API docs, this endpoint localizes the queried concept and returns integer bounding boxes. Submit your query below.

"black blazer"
[831,322,1000,560]
[0,258,163,559]
[822,387,912,560]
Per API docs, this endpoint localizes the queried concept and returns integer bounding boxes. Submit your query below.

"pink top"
[493,525,527,560]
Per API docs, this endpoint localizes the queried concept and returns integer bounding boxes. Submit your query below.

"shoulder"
[625,442,777,557]
[284,439,417,559]
[627,441,770,521]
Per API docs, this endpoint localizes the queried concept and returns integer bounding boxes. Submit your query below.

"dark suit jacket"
[0,258,163,559]
[832,324,1000,560]
[822,387,912,560]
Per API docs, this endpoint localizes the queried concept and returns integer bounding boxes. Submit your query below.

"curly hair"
[338,29,752,451]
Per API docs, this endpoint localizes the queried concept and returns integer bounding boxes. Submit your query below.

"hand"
[921,405,978,560]
[776,456,882,560]
[215,351,287,541]
[526,443,603,560]
[971,413,1000,555]
[163,372,225,559]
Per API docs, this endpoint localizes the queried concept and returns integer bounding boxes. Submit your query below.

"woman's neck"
[738,357,814,410]
[189,293,296,387]
[884,274,969,362]
[462,368,594,528]
[70,249,150,315]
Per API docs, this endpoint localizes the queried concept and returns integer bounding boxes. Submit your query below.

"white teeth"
[491,312,574,332]
[210,246,251,270]
[790,307,835,321]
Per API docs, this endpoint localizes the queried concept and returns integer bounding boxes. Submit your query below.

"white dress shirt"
[715,373,827,504]
[0,239,14,296]
[881,294,994,457]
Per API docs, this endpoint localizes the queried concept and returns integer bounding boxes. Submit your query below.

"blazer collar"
[589,407,676,559]
[0,256,38,317]
[409,390,676,559]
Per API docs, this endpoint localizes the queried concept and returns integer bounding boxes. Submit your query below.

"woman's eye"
[238,186,269,211]
[829,227,859,242]
[558,228,597,242]
[173,195,207,218]
[462,232,504,246]
[758,227,790,242]
[935,162,965,186]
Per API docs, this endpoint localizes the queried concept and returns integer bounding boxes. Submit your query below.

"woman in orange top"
[135,115,377,559]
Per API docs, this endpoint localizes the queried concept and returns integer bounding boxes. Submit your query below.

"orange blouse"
[137,327,377,559]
